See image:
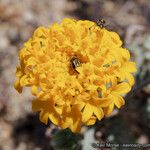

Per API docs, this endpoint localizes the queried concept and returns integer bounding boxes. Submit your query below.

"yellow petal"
[20,75,29,86]
[39,82,48,91]
[85,116,96,126]
[31,85,38,95]
[120,48,130,60]
[60,117,72,129]
[32,99,42,112]
[124,62,137,72]
[16,67,23,77]
[14,79,23,93]
[103,103,114,116]
[39,110,49,124]
[70,119,81,133]
[126,73,135,86]
[75,101,85,111]
[110,31,122,46]
[32,99,53,112]
[111,82,131,95]
[93,106,104,120]
[82,103,93,122]
[26,57,36,66]
[49,113,60,125]
[114,95,125,108]
[98,98,113,107]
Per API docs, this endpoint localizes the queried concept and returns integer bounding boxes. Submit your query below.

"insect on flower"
[89,19,106,30]
[70,56,81,73]
[96,19,106,28]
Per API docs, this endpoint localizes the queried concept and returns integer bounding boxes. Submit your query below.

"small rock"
[7,28,20,45]
[16,142,27,150]
[23,11,35,24]
[0,36,9,51]
[0,119,12,144]
[144,51,150,60]
[144,36,150,50]
[137,135,149,144]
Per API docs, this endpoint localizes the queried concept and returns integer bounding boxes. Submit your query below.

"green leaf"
[51,128,82,150]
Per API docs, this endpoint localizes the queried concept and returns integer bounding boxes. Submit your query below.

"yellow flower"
[14,18,137,132]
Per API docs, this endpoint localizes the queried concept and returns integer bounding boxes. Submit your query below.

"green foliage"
[51,128,82,150]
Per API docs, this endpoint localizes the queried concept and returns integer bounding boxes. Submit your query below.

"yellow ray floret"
[14,18,137,132]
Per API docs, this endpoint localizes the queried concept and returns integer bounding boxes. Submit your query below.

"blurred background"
[0,0,150,150]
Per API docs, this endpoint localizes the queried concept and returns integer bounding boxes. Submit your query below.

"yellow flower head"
[14,18,137,132]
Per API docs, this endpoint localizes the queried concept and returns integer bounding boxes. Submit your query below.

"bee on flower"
[14,18,137,133]
[70,56,81,73]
